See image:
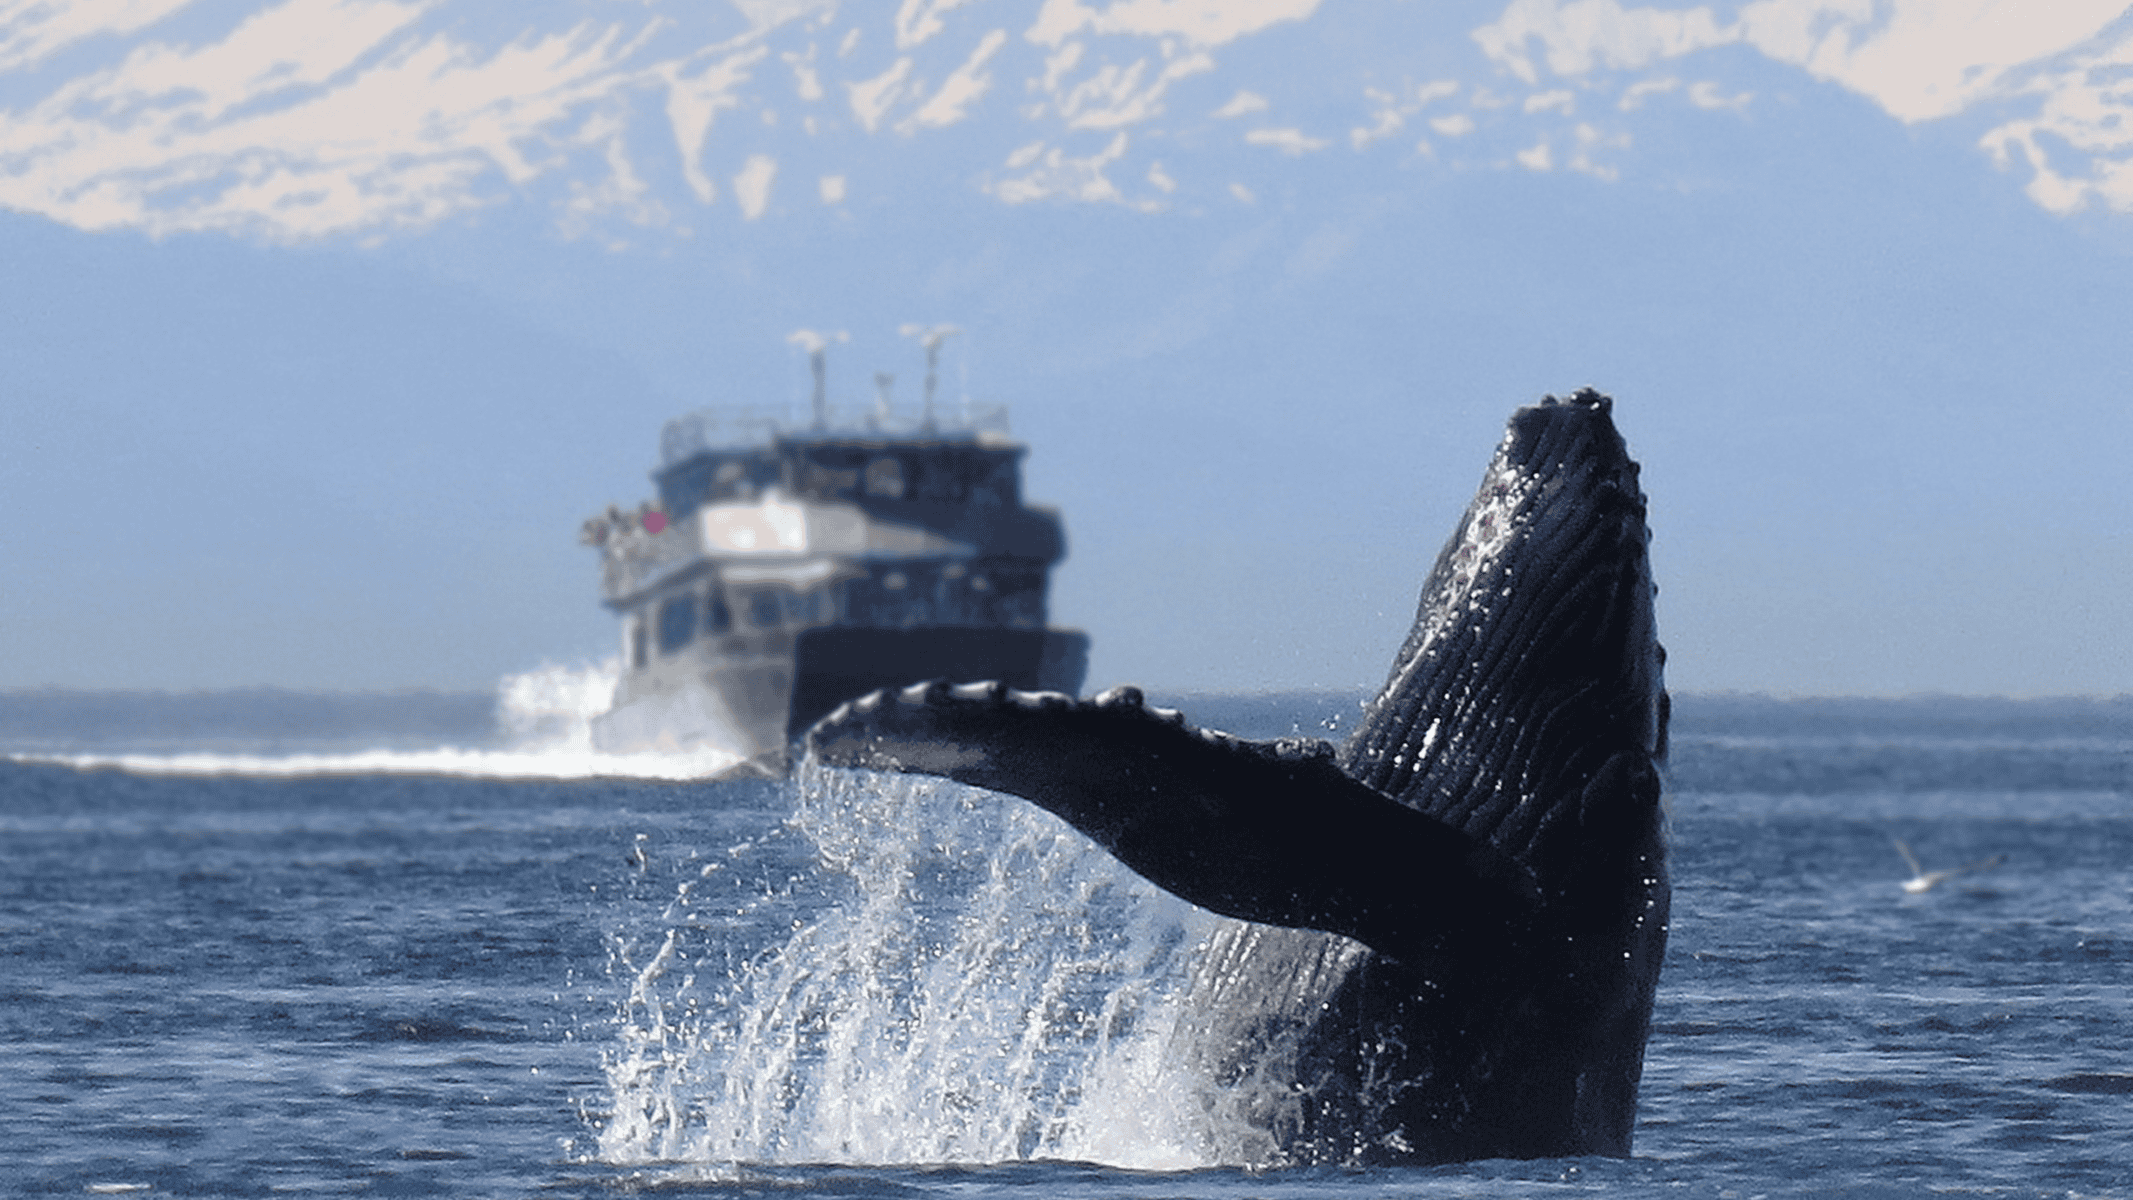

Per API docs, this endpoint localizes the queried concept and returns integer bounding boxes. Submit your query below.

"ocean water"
[3,676,2129,1198]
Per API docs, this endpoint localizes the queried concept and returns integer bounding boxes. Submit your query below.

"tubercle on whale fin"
[808,681,1335,768]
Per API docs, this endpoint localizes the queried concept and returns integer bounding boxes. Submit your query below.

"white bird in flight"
[1891,837,2004,894]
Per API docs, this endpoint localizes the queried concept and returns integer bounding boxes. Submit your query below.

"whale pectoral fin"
[805,681,1541,970]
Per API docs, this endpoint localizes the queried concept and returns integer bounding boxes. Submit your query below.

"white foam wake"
[17,661,744,781]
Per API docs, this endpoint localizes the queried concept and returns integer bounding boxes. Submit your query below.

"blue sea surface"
[2,692,2128,1197]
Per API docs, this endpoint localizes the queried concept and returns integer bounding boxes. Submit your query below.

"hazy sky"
[3,0,2129,698]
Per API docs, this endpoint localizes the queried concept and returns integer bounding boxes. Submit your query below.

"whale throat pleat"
[1340,391,1662,873]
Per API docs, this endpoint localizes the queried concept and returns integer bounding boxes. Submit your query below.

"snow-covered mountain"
[4,0,2127,240]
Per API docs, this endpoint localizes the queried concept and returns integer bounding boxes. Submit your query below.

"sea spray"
[496,659,621,751]
[596,758,1280,1170]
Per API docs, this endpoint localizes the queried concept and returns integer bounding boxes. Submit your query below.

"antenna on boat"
[871,372,895,430]
[787,329,848,431]
[899,324,960,433]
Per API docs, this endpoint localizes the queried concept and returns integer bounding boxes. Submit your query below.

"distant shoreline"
[0,687,501,752]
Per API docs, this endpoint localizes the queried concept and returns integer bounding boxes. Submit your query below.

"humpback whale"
[806,389,1670,1165]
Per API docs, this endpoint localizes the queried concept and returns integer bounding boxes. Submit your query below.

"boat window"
[630,619,648,669]
[658,593,696,653]
[799,462,859,498]
[747,589,784,629]
[705,589,732,635]
[985,568,1046,628]
[713,460,749,498]
[974,458,1017,506]
[864,456,905,498]
[787,589,831,624]
[836,578,878,626]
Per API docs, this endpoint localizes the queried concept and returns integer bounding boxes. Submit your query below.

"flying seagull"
[1892,836,2004,893]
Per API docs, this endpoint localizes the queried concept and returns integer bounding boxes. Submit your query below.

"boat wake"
[8,661,745,781]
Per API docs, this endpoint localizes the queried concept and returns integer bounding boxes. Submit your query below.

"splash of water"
[497,659,622,751]
[596,760,1292,1172]
[17,660,742,780]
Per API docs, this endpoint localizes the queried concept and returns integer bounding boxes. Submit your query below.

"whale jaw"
[805,389,1669,1166]
[1346,387,1667,825]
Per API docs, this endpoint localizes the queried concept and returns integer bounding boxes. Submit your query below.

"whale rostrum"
[806,388,1670,1165]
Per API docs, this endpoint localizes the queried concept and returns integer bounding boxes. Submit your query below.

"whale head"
[1347,388,1666,868]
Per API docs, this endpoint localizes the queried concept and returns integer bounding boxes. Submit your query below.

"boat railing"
[659,406,787,463]
[660,402,1012,466]
[599,514,701,603]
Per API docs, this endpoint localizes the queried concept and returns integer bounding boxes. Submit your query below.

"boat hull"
[789,627,1088,740]
[590,626,1088,763]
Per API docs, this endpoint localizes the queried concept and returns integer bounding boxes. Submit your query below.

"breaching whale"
[805,389,1669,1165]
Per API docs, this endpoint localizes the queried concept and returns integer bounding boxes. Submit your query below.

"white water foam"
[16,660,743,781]
[597,761,1275,1173]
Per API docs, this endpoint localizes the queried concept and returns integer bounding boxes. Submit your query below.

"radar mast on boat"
[899,324,960,433]
[787,329,848,432]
